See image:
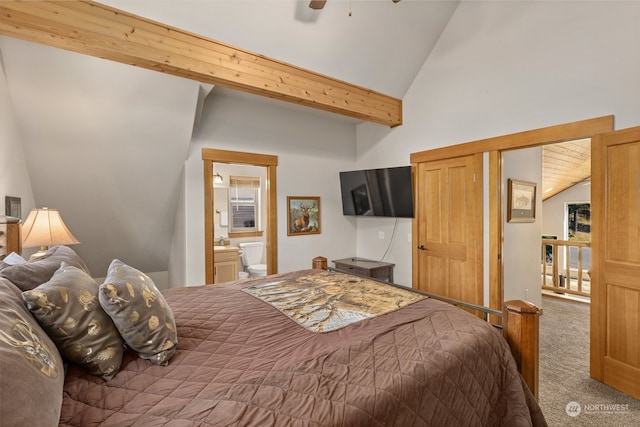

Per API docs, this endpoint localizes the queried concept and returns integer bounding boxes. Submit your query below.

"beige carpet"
[538,295,640,426]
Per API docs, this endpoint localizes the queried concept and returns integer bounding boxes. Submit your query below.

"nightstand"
[0,219,21,257]
[332,257,395,282]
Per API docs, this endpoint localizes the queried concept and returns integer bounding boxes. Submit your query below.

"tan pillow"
[99,259,177,365]
[0,278,65,425]
[1,245,91,291]
[22,263,124,380]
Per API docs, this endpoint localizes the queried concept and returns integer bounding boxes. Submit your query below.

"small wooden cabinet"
[0,222,21,257]
[332,257,395,282]
[213,246,240,284]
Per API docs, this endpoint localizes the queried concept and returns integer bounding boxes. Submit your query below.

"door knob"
[418,245,427,251]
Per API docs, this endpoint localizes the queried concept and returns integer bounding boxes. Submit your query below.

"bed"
[0,230,546,426]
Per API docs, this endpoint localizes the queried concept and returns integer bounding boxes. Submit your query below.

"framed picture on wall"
[4,196,21,220]
[507,179,536,223]
[287,196,320,236]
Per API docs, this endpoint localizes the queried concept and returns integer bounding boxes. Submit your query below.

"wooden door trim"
[589,134,607,382]
[202,148,278,284]
[411,115,614,312]
[488,151,503,324]
[411,162,421,288]
[590,130,606,380]
[410,116,613,164]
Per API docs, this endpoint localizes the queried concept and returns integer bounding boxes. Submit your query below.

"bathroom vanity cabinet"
[213,246,240,284]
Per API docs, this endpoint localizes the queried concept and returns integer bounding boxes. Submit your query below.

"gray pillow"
[99,259,177,365]
[23,263,124,380]
[0,278,65,425]
[0,245,90,291]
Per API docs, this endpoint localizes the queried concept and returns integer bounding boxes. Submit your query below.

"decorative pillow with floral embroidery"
[22,263,124,380]
[99,259,177,366]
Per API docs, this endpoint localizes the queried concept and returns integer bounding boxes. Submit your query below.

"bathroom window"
[228,175,262,236]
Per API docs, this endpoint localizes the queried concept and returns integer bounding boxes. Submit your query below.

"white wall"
[168,167,187,290]
[0,51,35,225]
[1,37,201,279]
[177,89,359,286]
[4,1,638,293]
[354,118,414,286]
[355,0,640,302]
[503,148,543,306]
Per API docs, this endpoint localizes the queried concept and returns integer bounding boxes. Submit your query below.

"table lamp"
[21,207,80,259]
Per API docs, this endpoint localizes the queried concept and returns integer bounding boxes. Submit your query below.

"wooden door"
[590,126,640,399]
[415,154,483,306]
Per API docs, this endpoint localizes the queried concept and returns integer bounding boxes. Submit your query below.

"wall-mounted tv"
[339,166,414,218]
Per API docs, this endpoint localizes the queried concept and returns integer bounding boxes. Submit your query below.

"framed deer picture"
[287,196,320,236]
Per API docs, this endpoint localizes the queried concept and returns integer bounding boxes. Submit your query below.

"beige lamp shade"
[22,208,80,252]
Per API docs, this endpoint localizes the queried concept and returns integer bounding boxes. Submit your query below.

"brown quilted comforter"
[60,270,547,426]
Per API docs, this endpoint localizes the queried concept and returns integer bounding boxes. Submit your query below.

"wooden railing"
[541,238,590,298]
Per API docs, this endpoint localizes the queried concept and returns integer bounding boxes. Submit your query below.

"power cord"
[379,217,399,262]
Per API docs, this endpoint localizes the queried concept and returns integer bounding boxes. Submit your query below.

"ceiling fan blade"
[309,0,398,11]
[309,1,326,10]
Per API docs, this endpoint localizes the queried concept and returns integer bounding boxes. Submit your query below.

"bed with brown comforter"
[0,245,544,426]
[57,269,546,426]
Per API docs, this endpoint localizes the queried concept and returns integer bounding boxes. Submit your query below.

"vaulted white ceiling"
[0,1,460,275]
[100,0,460,99]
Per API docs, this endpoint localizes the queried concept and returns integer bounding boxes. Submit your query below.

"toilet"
[238,242,267,277]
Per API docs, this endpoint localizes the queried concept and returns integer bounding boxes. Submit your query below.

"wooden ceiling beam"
[0,1,402,127]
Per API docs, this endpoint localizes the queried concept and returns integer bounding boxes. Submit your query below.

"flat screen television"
[339,166,414,218]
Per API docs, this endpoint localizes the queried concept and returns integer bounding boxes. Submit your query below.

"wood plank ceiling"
[0,0,402,127]
[542,138,591,200]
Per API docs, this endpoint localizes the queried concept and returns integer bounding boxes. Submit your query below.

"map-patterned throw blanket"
[242,271,426,333]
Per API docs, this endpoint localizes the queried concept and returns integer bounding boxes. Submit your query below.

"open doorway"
[202,148,278,284]
[411,115,613,315]
[540,140,592,301]
[489,118,611,314]
[412,117,640,408]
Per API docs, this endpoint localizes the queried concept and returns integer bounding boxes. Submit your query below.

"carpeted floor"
[538,295,640,426]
